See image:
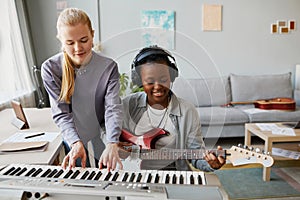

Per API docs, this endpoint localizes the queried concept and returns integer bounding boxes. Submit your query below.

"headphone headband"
[132,47,175,68]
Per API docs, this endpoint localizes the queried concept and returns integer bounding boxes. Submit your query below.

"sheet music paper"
[2,132,60,143]
[272,147,300,159]
[255,123,296,136]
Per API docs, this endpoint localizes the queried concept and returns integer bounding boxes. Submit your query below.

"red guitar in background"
[229,97,296,111]
[119,128,274,171]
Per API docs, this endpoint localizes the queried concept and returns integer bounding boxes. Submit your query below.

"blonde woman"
[41,8,123,171]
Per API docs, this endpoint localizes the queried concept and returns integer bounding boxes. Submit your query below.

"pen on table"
[25,132,45,139]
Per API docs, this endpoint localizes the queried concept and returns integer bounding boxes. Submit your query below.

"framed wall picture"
[277,20,287,27]
[141,10,175,49]
[271,23,278,33]
[202,4,223,31]
[289,20,296,30]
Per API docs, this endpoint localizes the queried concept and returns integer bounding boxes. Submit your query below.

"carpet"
[215,167,300,200]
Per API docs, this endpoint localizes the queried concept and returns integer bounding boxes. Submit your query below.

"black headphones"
[131,46,179,87]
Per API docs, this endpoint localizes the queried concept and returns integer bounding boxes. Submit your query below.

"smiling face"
[140,62,171,109]
[58,23,94,66]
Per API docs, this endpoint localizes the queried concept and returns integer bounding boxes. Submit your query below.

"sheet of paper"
[2,132,60,143]
[255,123,296,136]
[272,147,300,159]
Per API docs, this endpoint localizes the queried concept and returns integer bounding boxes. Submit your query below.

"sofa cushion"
[196,106,249,125]
[172,77,231,107]
[230,73,293,102]
[238,106,300,122]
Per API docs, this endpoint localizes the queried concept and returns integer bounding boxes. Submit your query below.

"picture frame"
[271,23,278,34]
[289,20,296,30]
[277,20,287,27]
[280,26,289,34]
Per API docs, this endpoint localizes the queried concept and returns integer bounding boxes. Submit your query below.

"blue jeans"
[63,136,105,168]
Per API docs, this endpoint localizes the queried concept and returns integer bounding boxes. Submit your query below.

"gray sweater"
[122,92,213,171]
[41,51,123,147]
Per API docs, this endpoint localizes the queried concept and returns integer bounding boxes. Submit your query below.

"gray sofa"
[172,72,300,138]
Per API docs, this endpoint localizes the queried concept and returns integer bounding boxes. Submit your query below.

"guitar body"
[120,128,170,149]
[119,128,171,171]
[254,97,296,111]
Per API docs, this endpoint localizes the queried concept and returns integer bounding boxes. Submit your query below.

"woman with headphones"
[122,46,225,171]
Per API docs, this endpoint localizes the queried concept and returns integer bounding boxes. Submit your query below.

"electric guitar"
[119,129,274,171]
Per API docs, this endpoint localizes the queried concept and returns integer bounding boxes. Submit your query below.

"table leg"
[263,139,272,181]
[244,126,251,146]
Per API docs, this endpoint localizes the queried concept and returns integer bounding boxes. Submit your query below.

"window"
[0,0,35,110]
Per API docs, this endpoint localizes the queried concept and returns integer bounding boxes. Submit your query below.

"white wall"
[25,0,99,64]
[25,0,300,85]
[99,0,300,85]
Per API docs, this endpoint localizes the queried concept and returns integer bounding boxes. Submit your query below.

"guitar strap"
[128,95,147,129]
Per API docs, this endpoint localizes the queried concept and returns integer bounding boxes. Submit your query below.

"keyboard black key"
[80,171,90,180]
[16,168,27,176]
[122,172,129,182]
[136,173,142,182]
[41,169,51,177]
[111,172,119,181]
[47,169,58,178]
[197,175,202,185]
[25,168,36,177]
[94,171,102,180]
[87,171,96,180]
[63,170,73,179]
[104,172,112,181]
[180,174,184,184]
[129,173,136,182]
[165,174,170,184]
[32,168,43,177]
[54,169,64,178]
[154,174,159,183]
[10,167,21,176]
[4,167,15,175]
[172,174,177,184]
[146,174,152,183]
[71,170,80,179]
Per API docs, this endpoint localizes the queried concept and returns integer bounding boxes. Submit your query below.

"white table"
[0,108,62,165]
[245,123,300,181]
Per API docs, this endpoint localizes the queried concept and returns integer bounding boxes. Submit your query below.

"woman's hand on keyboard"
[61,141,87,169]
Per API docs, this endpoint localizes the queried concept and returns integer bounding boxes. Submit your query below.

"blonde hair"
[57,8,93,103]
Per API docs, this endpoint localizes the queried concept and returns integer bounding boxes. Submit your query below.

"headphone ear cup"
[131,68,142,88]
[169,64,179,82]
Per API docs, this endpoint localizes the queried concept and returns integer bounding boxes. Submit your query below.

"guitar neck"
[230,101,254,105]
[139,149,226,160]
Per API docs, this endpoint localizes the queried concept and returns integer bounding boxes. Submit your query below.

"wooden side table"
[244,123,300,181]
